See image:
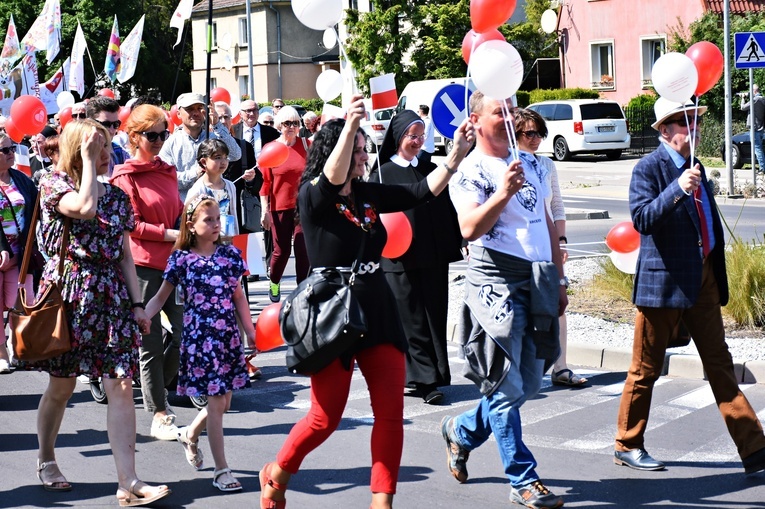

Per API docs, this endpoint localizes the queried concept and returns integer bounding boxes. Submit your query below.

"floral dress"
[23,171,140,378]
[163,244,250,397]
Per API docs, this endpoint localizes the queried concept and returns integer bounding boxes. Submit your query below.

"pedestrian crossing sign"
[735,32,765,69]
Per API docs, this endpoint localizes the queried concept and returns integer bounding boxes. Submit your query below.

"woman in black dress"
[369,110,464,404]
[258,96,473,509]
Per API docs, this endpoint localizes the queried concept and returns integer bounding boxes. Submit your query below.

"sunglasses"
[518,130,544,139]
[97,119,122,130]
[273,104,284,109]
[281,120,300,128]
[141,130,171,142]
[241,108,258,114]
[219,115,231,120]
[72,112,87,119]
[0,145,17,155]
[665,116,702,128]
[262,121,274,126]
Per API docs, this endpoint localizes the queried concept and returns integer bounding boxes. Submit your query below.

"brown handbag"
[10,194,72,362]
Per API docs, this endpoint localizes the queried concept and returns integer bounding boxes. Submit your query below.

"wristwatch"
[559,276,569,288]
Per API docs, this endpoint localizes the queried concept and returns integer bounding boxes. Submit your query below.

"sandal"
[37,460,72,492]
[259,462,287,509]
[176,426,205,470]
[551,368,589,387]
[116,479,171,507]
[212,467,243,492]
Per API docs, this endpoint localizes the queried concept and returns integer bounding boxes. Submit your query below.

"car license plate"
[598,126,615,132]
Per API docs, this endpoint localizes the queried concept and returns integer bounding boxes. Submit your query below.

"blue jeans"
[452,287,545,487]
[754,130,765,171]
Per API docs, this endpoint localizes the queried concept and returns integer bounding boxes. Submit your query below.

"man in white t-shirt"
[440,91,567,509]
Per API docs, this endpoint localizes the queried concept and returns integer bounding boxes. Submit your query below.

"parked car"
[360,107,394,152]
[526,99,631,161]
[721,132,752,169]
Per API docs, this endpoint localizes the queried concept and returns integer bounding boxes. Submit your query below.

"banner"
[0,54,38,117]
[1,15,22,61]
[170,0,194,48]
[104,16,121,82]
[19,0,60,64]
[69,22,86,96]
[39,57,68,114]
[117,16,144,83]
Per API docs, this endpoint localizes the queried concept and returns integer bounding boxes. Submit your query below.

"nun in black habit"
[368,110,465,404]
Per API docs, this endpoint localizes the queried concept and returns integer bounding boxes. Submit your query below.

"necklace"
[337,194,377,232]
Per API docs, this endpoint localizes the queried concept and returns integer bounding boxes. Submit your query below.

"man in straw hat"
[613,97,765,475]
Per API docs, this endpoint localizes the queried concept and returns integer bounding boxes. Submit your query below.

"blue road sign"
[431,84,473,141]
[735,32,765,69]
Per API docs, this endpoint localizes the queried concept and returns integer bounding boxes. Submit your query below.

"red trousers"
[276,343,406,494]
[269,209,309,284]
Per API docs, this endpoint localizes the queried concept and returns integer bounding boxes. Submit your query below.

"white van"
[397,78,476,153]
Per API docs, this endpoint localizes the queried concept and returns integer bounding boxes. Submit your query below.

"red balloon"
[470,0,516,33]
[258,141,289,168]
[169,104,182,126]
[4,117,24,143]
[210,87,232,105]
[686,41,724,97]
[462,28,505,65]
[380,212,413,259]
[118,106,131,131]
[256,302,284,351]
[232,112,241,125]
[98,88,115,99]
[59,107,73,128]
[605,221,640,254]
[165,112,175,133]
[10,95,48,135]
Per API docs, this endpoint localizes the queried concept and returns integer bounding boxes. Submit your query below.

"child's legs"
[356,344,406,495]
[276,358,354,473]
[205,393,233,470]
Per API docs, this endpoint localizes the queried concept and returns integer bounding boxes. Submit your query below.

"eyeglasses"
[0,145,17,155]
[273,104,284,109]
[403,134,425,142]
[281,121,300,128]
[141,130,171,142]
[97,119,122,130]
[665,116,702,128]
[518,130,544,139]
[72,112,87,119]
[262,121,274,126]
[241,108,258,114]
[219,115,231,120]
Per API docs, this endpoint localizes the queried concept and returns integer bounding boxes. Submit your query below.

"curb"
[566,209,610,220]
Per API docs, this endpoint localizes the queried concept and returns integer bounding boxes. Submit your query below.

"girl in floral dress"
[145,195,255,492]
[26,120,171,507]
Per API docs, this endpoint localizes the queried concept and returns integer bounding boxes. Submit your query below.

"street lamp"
[541,8,566,89]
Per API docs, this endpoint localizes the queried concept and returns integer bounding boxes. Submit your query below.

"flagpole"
[205,0,213,140]
[83,36,99,98]
[171,20,191,105]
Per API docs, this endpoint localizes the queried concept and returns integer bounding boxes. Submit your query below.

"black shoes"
[441,416,470,483]
[613,448,665,471]
[743,447,765,475]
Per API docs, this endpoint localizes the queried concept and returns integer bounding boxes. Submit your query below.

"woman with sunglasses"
[0,133,37,374]
[368,110,465,404]
[111,105,188,440]
[514,108,588,387]
[259,105,310,302]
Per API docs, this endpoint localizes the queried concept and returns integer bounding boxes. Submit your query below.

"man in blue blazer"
[613,98,765,474]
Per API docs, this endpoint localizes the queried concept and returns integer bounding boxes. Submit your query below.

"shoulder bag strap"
[18,194,70,284]
[348,191,369,285]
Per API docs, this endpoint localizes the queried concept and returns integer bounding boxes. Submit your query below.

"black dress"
[368,160,463,389]
[298,173,435,362]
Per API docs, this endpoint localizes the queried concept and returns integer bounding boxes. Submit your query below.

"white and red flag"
[369,73,398,110]
[170,0,194,48]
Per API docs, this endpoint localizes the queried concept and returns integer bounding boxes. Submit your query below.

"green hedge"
[527,88,600,104]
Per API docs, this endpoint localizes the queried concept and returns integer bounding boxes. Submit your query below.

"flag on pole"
[19,53,40,97]
[46,0,62,65]
[117,15,144,83]
[1,15,22,61]
[15,145,31,177]
[69,22,86,96]
[19,0,60,64]
[40,57,68,114]
[170,0,194,49]
[104,16,121,82]
[369,73,398,110]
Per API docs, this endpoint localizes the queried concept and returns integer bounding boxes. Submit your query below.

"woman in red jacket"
[111,105,184,442]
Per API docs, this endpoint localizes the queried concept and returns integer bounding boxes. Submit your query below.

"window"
[210,77,217,90]
[553,104,573,121]
[590,40,614,89]
[239,76,249,99]
[349,0,359,9]
[640,36,666,88]
[238,17,249,47]
[210,21,218,51]
[531,104,555,120]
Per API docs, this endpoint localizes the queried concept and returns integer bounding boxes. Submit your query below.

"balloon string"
[465,38,477,119]
[500,100,518,161]
[333,29,356,98]
[690,96,698,167]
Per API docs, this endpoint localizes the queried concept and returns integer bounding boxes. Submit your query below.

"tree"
[0,0,191,104]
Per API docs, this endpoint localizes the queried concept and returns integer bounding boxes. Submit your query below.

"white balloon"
[323,28,337,49]
[315,69,343,102]
[609,249,639,275]
[292,0,343,31]
[469,40,524,100]
[651,52,698,103]
[56,91,75,109]
[220,32,233,51]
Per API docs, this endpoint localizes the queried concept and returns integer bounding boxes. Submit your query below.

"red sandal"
[259,462,288,509]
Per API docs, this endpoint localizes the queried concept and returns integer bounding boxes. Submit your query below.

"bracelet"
[443,162,458,174]
[559,236,568,243]
[130,302,145,310]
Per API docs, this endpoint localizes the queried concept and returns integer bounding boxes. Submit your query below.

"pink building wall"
[558,0,706,105]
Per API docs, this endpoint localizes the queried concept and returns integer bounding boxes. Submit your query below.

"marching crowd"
[0,86,763,509]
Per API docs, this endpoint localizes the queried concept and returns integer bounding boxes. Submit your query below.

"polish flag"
[232,233,266,276]
[369,73,398,110]
[15,144,31,177]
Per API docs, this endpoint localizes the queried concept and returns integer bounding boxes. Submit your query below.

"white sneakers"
[150,413,180,441]
[0,359,11,374]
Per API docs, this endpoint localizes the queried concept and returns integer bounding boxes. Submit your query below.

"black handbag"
[280,232,368,375]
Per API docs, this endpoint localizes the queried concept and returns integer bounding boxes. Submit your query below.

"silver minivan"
[526,99,631,161]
